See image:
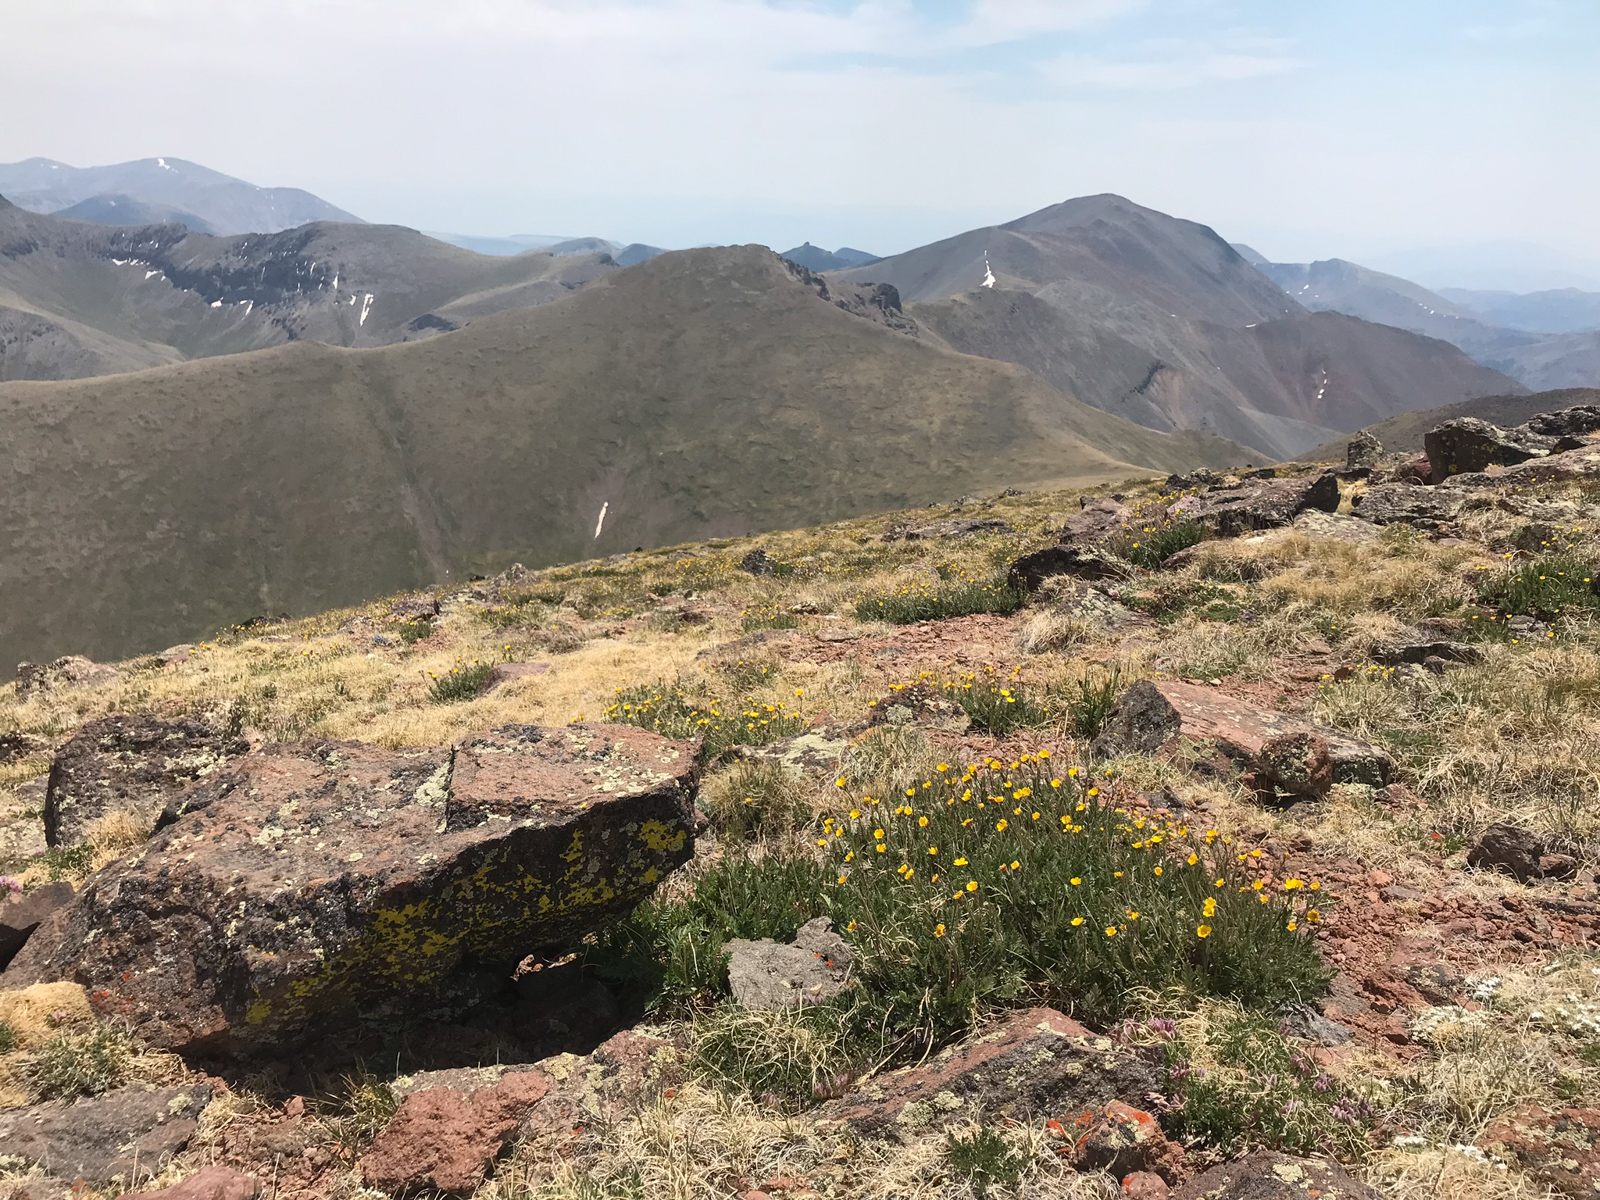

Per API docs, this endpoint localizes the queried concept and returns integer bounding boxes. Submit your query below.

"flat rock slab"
[361,1068,549,1196]
[43,713,246,849]
[814,1007,1155,1137]
[0,1083,212,1186]
[7,724,698,1059]
[124,1166,260,1200]
[1173,1153,1378,1200]
[1096,680,1391,787]
[726,917,853,1009]
[1353,483,1463,526]
[1170,473,1339,537]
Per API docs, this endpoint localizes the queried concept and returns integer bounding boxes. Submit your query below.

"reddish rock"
[1122,1171,1171,1200]
[531,1028,685,1131]
[1071,1101,1186,1182]
[9,724,698,1058]
[123,1166,260,1200]
[1093,679,1391,787]
[362,1069,550,1195]
[1172,1152,1381,1200]
[814,1008,1155,1137]
[1480,1105,1600,1199]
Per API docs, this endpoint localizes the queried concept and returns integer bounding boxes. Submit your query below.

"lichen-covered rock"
[814,1008,1155,1137]
[7,723,698,1058]
[1467,822,1545,883]
[1480,1105,1600,1199]
[1351,482,1463,527]
[1172,1152,1379,1200]
[1070,1101,1187,1183]
[1346,430,1383,470]
[725,918,853,1009]
[43,713,247,849]
[1008,544,1124,591]
[15,656,120,700]
[0,1084,212,1186]
[1425,417,1556,483]
[1251,732,1334,800]
[0,882,73,970]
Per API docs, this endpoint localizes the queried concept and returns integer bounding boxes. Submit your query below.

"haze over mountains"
[0,157,362,236]
[0,246,1241,667]
[1250,256,1600,394]
[835,195,1517,460]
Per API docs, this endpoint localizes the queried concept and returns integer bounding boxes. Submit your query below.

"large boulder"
[1094,679,1391,788]
[6,723,699,1059]
[1523,405,1600,440]
[1170,473,1339,538]
[0,1084,212,1187]
[814,1008,1156,1137]
[15,656,120,700]
[1346,430,1383,470]
[1424,417,1557,484]
[43,714,247,849]
[1352,483,1464,526]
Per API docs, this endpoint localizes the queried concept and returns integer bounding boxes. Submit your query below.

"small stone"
[1072,1101,1185,1181]
[1467,822,1545,883]
[725,918,853,1009]
[1122,1172,1171,1200]
[739,549,778,576]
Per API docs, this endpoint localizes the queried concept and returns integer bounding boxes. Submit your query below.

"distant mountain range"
[0,245,1243,667]
[835,195,1517,459]
[781,244,882,271]
[0,157,362,236]
[428,232,669,266]
[0,194,620,380]
[1248,257,1600,394]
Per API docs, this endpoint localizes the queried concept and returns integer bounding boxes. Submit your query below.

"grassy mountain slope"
[0,195,616,378]
[837,196,1520,460]
[0,246,1244,667]
[1300,386,1600,461]
[0,156,362,235]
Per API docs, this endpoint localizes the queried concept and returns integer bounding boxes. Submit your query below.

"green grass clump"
[1478,554,1598,619]
[427,658,496,703]
[855,576,1026,625]
[944,669,1046,736]
[702,758,812,840]
[945,1127,1027,1198]
[690,1006,848,1112]
[0,1020,17,1055]
[1106,516,1207,569]
[1163,1009,1373,1158]
[21,1025,133,1100]
[397,617,434,644]
[605,684,807,756]
[1056,665,1125,740]
[740,602,802,633]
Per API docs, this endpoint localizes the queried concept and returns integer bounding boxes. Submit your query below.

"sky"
[5,0,1599,288]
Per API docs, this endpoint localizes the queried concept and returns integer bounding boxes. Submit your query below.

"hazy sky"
[6,0,1598,284]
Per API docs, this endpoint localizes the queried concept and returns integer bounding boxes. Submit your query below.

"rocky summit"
[6,723,698,1057]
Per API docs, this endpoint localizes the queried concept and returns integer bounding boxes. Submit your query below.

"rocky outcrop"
[361,1068,550,1196]
[15,656,119,700]
[814,1008,1155,1137]
[0,1084,212,1187]
[885,516,1013,541]
[725,917,853,1009]
[1093,680,1391,789]
[43,713,247,849]
[1172,1152,1381,1200]
[1425,417,1558,483]
[1346,430,1383,470]
[1170,472,1339,537]
[7,723,699,1059]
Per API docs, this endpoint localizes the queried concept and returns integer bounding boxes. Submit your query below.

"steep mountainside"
[0,246,1243,666]
[835,195,1519,459]
[0,196,615,380]
[0,157,362,235]
[1301,387,1600,461]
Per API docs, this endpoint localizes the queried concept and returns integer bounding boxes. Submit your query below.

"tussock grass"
[701,759,814,840]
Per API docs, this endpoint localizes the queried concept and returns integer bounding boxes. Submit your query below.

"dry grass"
[1367,1146,1558,1200]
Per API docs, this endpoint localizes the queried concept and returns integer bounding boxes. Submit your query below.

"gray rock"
[1375,639,1482,667]
[1279,1004,1353,1046]
[1352,483,1463,526]
[0,1084,212,1186]
[725,917,853,1009]
[44,714,248,850]
[885,517,1012,542]
[1346,430,1384,470]
[1291,510,1380,542]
[746,731,850,780]
[739,549,778,576]
[15,656,119,701]
[389,594,440,621]
[1173,1152,1381,1200]
[1007,544,1124,591]
[1467,822,1545,883]
[1522,405,1600,440]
